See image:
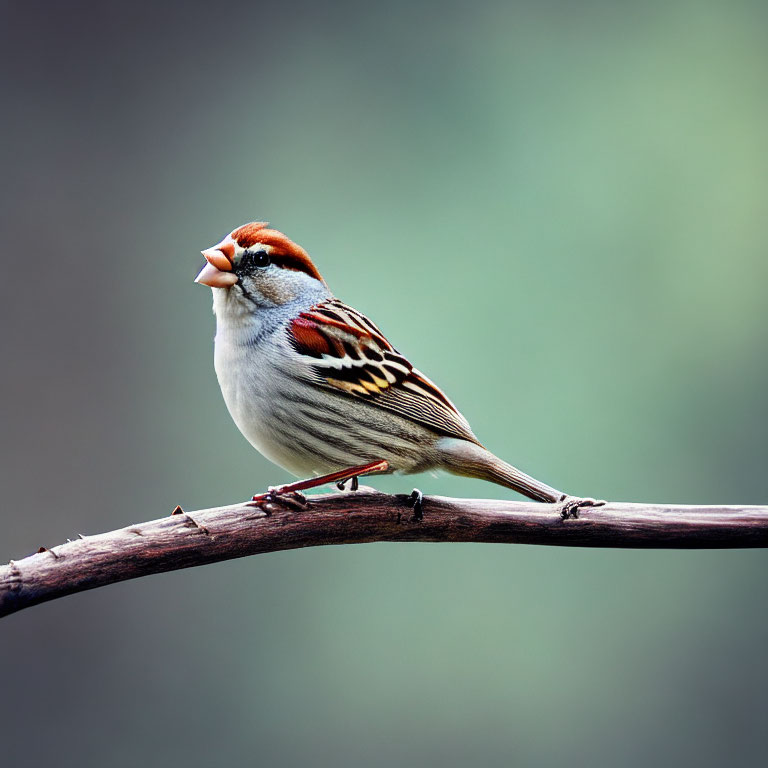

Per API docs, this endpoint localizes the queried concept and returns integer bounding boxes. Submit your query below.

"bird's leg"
[407,488,424,521]
[251,459,388,512]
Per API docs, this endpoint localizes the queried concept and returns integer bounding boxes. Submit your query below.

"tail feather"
[434,437,564,503]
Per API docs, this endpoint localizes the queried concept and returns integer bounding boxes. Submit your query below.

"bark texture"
[2,491,766,618]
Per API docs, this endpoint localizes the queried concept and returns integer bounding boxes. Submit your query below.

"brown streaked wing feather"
[287,299,480,444]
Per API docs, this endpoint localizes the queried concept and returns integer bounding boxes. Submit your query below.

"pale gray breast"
[210,285,327,472]
[214,324,296,467]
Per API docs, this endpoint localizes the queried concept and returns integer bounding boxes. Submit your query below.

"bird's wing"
[287,299,480,444]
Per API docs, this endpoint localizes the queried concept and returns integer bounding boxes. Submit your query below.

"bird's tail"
[435,437,564,503]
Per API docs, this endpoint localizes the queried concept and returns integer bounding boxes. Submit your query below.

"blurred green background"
[2,1,767,766]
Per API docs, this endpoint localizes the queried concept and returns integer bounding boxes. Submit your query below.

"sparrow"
[195,221,600,518]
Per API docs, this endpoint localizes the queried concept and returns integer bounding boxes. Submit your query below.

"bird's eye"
[252,250,270,268]
[236,249,271,273]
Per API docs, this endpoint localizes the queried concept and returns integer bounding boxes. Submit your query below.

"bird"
[195,221,600,518]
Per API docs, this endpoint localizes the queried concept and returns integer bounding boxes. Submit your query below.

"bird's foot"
[248,460,389,514]
[407,488,424,521]
[250,488,308,515]
[558,495,605,520]
[336,475,360,492]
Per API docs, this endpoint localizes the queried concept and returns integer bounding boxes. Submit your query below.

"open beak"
[195,242,239,288]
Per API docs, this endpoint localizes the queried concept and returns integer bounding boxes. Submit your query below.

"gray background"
[2,1,767,766]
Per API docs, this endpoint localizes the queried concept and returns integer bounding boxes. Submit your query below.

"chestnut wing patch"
[288,299,479,443]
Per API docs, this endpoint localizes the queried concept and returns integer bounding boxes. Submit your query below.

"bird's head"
[195,222,327,308]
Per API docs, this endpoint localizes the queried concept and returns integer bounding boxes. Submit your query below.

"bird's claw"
[249,488,308,515]
[558,495,605,520]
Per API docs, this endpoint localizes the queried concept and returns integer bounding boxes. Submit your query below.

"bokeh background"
[2,1,767,766]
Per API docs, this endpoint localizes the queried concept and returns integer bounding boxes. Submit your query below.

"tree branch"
[2,491,767,618]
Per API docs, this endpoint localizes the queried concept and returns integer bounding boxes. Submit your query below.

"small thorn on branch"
[36,546,60,560]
